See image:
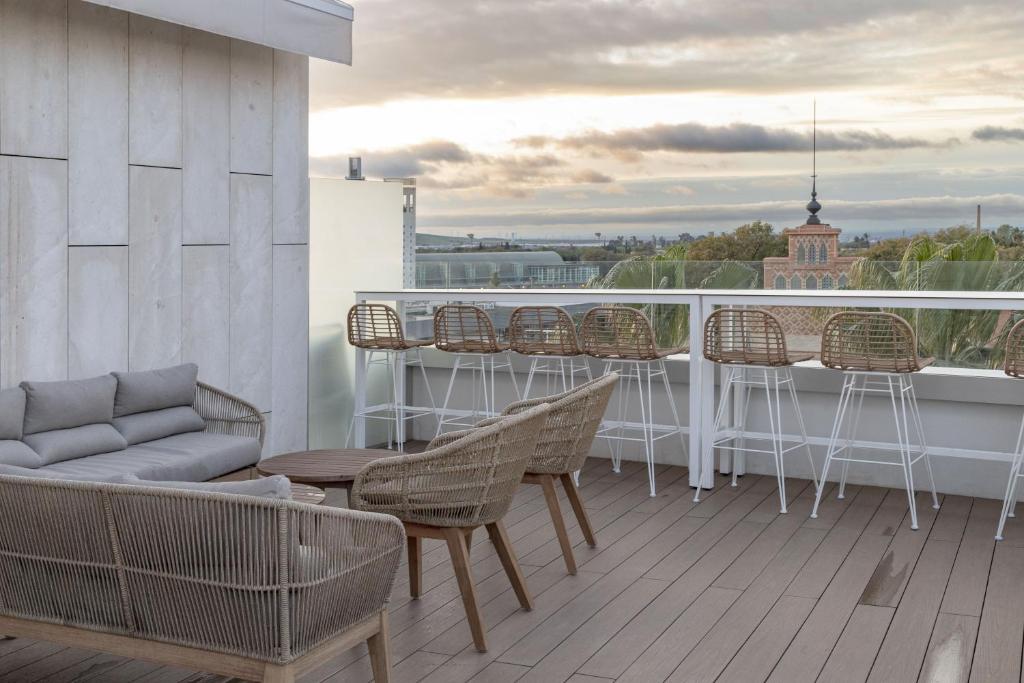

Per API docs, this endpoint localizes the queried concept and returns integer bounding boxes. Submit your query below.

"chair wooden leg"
[407,536,421,599]
[464,528,473,558]
[540,474,577,575]
[263,664,295,682]
[560,473,597,547]
[443,527,487,652]
[485,520,533,610]
[367,610,392,683]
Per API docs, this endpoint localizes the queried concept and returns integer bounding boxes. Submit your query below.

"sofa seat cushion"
[0,462,115,482]
[23,424,128,465]
[112,406,205,445]
[39,432,261,482]
[0,440,42,468]
[20,375,117,434]
[112,363,198,417]
[0,387,26,440]
[111,473,291,499]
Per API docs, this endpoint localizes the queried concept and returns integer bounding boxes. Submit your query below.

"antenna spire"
[806,98,822,224]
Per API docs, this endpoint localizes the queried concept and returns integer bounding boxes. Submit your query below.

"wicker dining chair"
[432,304,520,437]
[996,318,1024,540]
[435,374,619,575]
[700,309,816,512]
[350,403,550,653]
[579,306,688,497]
[346,303,436,452]
[811,311,939,530]
[508,306,592,398]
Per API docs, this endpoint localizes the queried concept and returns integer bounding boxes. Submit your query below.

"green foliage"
[686,221,787,261]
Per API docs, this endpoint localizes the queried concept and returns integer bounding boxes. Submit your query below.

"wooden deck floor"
[2,459,1023,683]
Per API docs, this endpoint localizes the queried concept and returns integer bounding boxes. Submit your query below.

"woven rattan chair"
[432,304,519,437]
[508,306,593,398]
[194,380,267,447]
[811,311,939,530]
[440,374,619,575]
[350,403,550,653]
[0,475,404,682]
[700,309,816,512]
[580,306,687,497]
[346,303,436,452]
[995,318,1024,540]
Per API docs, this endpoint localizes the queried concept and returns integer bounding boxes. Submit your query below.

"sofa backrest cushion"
[0,387,26,440]
[0,440,42,468]
[112,363,198,418]
[112,406,206,446]
[111,473,292,499]
[23,424,128,465]
[20,375,117,435]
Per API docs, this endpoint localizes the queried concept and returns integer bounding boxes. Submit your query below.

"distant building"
[415,251,599,288]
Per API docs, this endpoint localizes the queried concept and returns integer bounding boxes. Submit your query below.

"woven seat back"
[433,304,503,353]
[580,306,659,360]
[704,308,790,366]
[508,306,581,356]
[821,311,922,373]
[1006,318,1024,378]
[347,303,407,350]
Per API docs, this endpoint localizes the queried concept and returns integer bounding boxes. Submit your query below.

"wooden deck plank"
[818,604,895,683]
[715,595,816,683]
[941,499,998,618]
[969,543,1024,683]
[918,613,978,683]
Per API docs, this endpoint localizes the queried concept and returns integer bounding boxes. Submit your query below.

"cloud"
[521,122,944,159]
[418,193,1024,229]
[309,140,478,178]
[973,126,1024,142]
[664,185,697,196]
[571,169,615,184]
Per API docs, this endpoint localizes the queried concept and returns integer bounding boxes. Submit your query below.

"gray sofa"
[0,363,265,483]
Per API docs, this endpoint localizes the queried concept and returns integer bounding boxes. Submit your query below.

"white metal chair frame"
[995,415,1024,540]
[349,347,437,451]
[434,351,520,436]
[522,356,593,399]
[697,365,817,511]
[811,370,940,529]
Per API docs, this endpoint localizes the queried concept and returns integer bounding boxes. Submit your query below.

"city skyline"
[309,0,1024,237]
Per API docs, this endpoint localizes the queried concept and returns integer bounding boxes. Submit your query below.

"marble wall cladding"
[229,174,273,412]
[182,29,230,245]
[229,40,274,175]
[69,247,129,378]
[129,15,182,168]
[182,245,230,389]
[0,157,69,386]
[129,166,182,371]
[273,51,310,245]
[272,245,309,453]
[69,2,129,245]
[0,0,68,159]
[0,0,310,453]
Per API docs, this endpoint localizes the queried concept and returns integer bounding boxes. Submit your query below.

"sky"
[308,0,1024,240]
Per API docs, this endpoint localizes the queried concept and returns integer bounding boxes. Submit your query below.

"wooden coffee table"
[290,483,327,505]
[257,449,395,501]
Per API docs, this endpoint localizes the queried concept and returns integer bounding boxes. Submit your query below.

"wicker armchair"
[820,311,932,373]
[491,374,618,574]
[1005,318,1024,378]
[193,381,266,448]
[0,475,404,682]
[704,308,812,366]
[350,404,551,652]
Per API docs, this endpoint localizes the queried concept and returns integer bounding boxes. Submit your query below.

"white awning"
[84,0,354,64]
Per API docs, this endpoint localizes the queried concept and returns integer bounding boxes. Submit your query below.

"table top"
[257,448,396,484]
[290,483,327,505]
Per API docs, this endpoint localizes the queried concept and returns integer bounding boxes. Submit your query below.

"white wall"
[0,0,310,455]
[309,178,405,449]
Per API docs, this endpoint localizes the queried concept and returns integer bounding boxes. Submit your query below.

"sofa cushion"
[111,473,291,499]
[0,387,26,440]
[23,424,128,465]
[112,406,206,445]
[0,462,115,482]
[20,375,117,435]
[0,440,42,468]
[39,432,261,482]
[112,363,198,418]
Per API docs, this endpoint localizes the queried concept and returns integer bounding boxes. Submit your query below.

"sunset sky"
[309,0,1024,239]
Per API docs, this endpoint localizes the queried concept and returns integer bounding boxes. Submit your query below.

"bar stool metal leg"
[837,374,866,499]
[996,413,1024,540]
[812,373,856,519]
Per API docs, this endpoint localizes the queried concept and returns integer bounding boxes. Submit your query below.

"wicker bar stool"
[346,303,437,452]
[580,306,688,497]
[995,318,1024,540]
[508,306,593,398]
[433,304,520,436]
[699,308,817,512]
[811,311,940,530]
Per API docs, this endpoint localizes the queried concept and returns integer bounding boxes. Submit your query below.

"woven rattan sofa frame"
[0,476,404,683]
[192,380,267,480]
[350,404,551,653]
